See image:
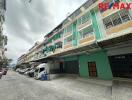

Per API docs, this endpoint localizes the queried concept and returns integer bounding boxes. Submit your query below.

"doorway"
[88,62,97,77]
[109,53,132,78]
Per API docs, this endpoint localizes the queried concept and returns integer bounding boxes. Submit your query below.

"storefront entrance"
[109,53,132,78]
[64,60,79,74]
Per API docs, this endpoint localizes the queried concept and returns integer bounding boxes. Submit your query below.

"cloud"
[5,0,86,63]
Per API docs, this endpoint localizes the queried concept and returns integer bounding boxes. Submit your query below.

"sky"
[4,0,87,63]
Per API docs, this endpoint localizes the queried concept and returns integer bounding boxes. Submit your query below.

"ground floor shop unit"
[106,41,132,78]
[62,50,113,80]
[63,56,79,74]
[109,53,132,78]
[100,35,132,79]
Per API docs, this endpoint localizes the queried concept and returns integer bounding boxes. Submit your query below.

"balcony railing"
[103,10,132,35]
[54,38,63,44]
[79,34,95,46]
[78,20,92,31]
[106,21,132,35]
[64,42,72,49]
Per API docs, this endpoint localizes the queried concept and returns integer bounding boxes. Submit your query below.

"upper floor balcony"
[54,38,63,44]
[103,9,132,36]
[53,42,63,54]
[64,24,72,37]
[63,35,73,50]
[77,11,92,31]
[78,25,96,46]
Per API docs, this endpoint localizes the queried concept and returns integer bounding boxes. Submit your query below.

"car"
[16,68,20,72]
[28,69,35,77]
[2,68,8,75]
[19,68,30,74]
[0,72,3,79]
[24,68,31,75]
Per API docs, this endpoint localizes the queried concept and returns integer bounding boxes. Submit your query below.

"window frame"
[79,25,94,39]
[77,11,90,26]
[103,10,132,29]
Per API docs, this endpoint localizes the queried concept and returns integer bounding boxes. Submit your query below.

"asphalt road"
[0,70,112,100]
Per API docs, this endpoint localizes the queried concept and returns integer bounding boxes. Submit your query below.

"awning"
[98,33,132,48]
[30,57,55,63]
[49,42,100,57]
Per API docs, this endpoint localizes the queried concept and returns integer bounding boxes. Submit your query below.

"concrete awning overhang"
[49,42,101,58]
[98,33,132,48]
[31,57,57,63]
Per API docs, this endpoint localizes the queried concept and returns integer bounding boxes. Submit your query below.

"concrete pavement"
[0,70,112,100]
[1,70,132,100]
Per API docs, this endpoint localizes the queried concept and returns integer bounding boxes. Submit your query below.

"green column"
[72,21,78,46]
[90,10,101,40]
[79,50,113,80]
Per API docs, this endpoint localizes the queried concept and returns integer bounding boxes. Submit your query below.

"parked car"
[28,69,35,77]
[16,68,20,72]
[23,68,31,75]
[19,68,30,74]
[0,72,3,79]
[0,68,4,79]
[2,68,8,75]
[34,63,48,80]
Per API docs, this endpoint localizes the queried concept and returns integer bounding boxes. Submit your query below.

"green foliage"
[0,58,12,68]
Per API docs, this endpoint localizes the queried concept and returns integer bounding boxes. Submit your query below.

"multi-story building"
[17,41,45,66]
[17,54,27,65]
[18,0,132,80]
[0,0,7,61]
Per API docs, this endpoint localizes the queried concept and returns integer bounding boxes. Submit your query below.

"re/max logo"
[98,2,132,11]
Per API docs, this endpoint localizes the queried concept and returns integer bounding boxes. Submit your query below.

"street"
[0,70,111,100]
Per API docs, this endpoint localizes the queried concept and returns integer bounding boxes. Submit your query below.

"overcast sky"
[4,0,87,63]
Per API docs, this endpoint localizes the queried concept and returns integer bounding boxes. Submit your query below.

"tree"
[0,58,12,68]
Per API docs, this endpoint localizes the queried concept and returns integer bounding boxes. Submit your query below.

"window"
[64,35,73,44]
[65,24,72,33]
[53,31,63,41]
[71,9,81,19]
[67,35,72,42]
[103,10,132,29]
[77,12,90,26]
[88,62,97,77]
[79,25,93,39]
[112,13,122,26]
[39,68,45,73]
[74,9,81,17]
[83,0,93,9]
[55,42,62,49]
[119,10,131,23]
[103,17,113,29]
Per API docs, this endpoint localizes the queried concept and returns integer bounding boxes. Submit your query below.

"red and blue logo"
[98,2,132,11]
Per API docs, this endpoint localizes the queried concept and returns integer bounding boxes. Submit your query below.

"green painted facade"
[72,21,78,46]
[42,0,132,80]
[63,50,113,80]
[79,50,112,80]
[90,9,101,40]
[63,55,78,61]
